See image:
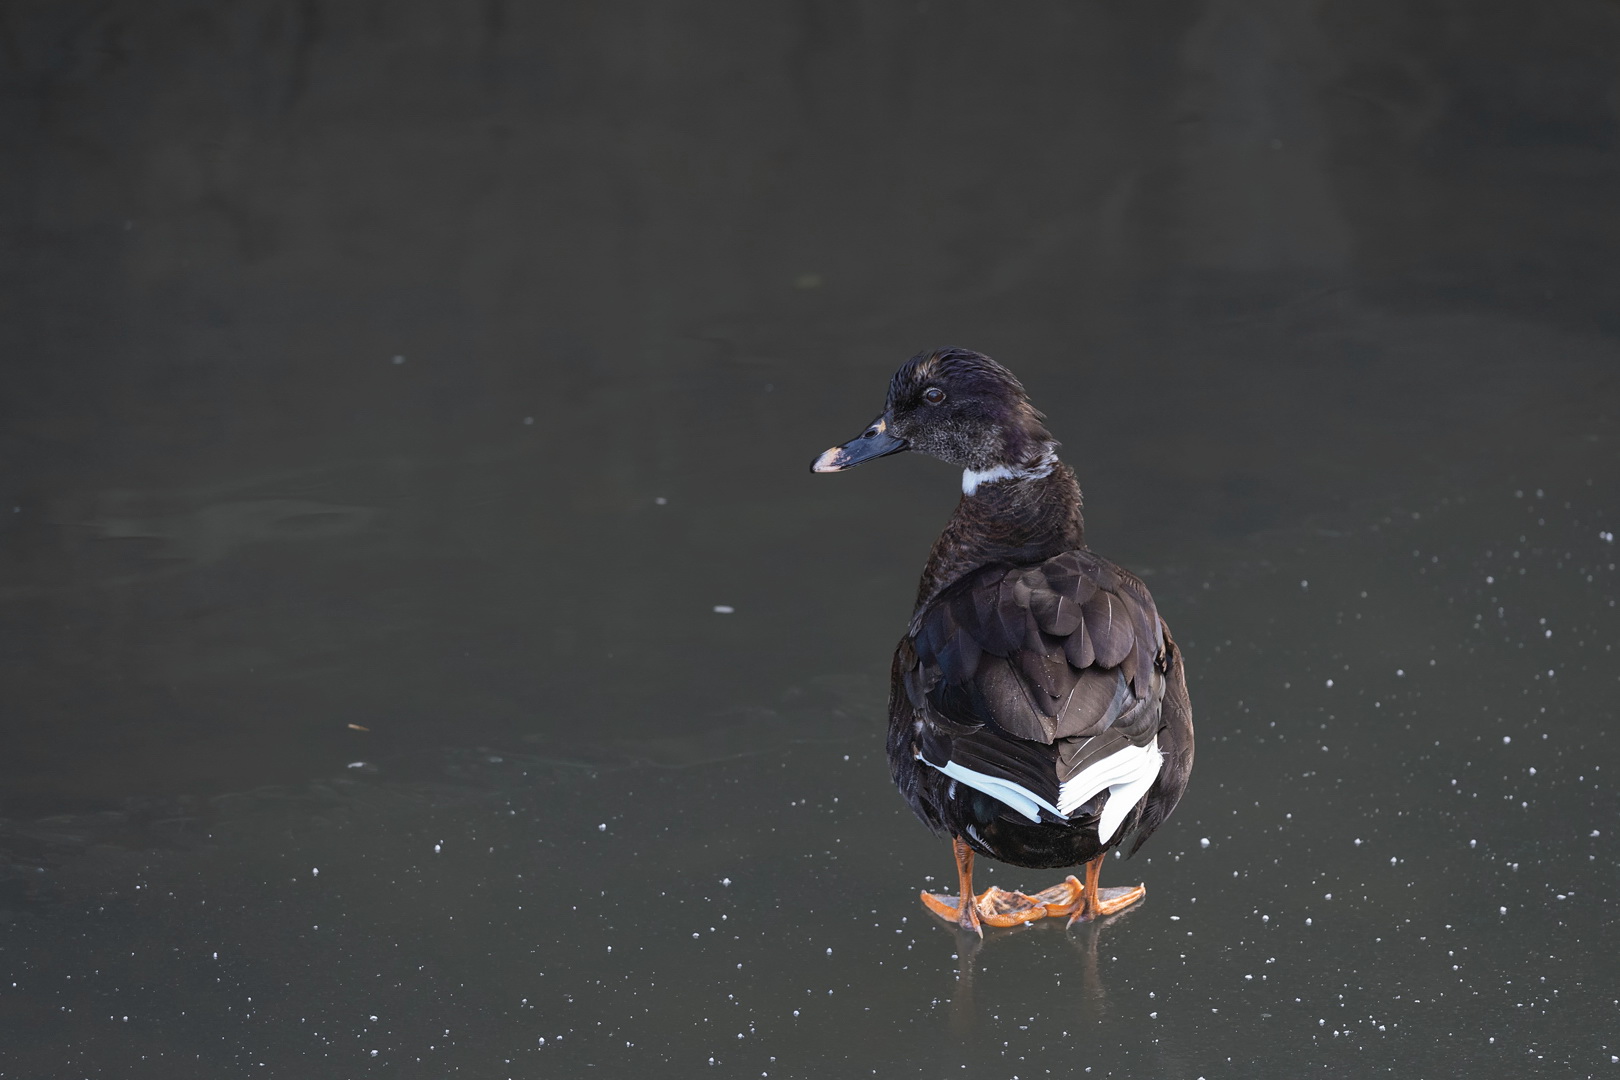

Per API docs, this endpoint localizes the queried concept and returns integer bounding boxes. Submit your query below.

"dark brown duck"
[812,348,1194,934]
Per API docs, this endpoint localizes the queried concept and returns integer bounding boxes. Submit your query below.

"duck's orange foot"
[1066,882,1146,925]
[921,875,1086,930]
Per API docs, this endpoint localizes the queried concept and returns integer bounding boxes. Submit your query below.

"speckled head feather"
[884,348,1057,471]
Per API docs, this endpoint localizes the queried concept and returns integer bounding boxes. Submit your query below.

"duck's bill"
[810,416,907,473]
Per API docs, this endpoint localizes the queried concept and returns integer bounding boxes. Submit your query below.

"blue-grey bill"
[810,417,907,472]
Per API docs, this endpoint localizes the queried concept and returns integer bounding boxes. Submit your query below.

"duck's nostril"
[862,428,878,439]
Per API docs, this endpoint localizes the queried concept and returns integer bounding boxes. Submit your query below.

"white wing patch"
[922,737,1162,845]
[1083,739,1163,845]
[930,756,1054,822]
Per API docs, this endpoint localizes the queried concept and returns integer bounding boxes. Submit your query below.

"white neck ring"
[962,447,1057,496]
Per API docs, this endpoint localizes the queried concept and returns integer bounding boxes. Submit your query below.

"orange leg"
[1067,854,1146,925]
[919,836,983,934]
[954,836,982,935]
[920,837,1088,934]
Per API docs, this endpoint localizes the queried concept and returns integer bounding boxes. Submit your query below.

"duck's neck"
[914,447,1086,612]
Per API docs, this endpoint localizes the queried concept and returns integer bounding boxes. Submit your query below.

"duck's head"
[811,347,1055,476]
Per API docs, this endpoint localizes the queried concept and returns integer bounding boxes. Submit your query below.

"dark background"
[1,3,1617,1077]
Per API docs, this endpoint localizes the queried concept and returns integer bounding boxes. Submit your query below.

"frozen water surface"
[3,4,1620,1078]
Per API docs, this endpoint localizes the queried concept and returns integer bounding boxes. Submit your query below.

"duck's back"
[888,545,1192,867]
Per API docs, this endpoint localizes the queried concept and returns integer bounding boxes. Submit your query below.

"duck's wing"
[905,551,1169,838]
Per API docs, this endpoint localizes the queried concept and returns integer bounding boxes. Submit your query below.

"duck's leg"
[1066,854,1146,925]
[921,836,983,935]
[920,838,1087,933]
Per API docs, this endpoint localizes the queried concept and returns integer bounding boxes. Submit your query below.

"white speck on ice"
[1503,736,1512,744]
[391,355,405,365]
[721,877,732,886]
[1469,839,1477,848]
[598,823,607,831]
[434,843,442,853]
[312,868,319,877]
[655,496,668,505]
[1199,838,1210,848]
[1325,679,1334,688]
[826,948,833,955]
[1354,838,1362,846]
[1592,830,1602,838]
[713,605,735,614]
[1396,668,1405,677]
[1499,906,1508,915]
[1300,580,1308,589]
[523,416,534,425]
[346,761,366,769]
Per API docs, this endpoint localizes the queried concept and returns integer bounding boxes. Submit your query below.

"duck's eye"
[922,387,947,405]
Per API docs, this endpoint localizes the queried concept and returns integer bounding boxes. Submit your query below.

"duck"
[811,348,1194,935]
